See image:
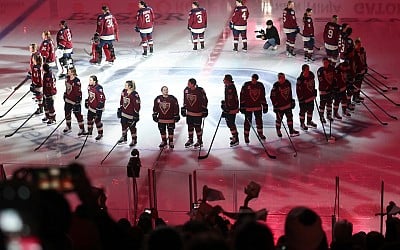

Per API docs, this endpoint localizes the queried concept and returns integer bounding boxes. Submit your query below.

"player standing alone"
[135,1,155,57]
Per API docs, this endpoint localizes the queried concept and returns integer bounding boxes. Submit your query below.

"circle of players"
[25,0,367,149]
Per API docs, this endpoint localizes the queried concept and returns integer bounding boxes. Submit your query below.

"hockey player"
[39,31,56,66]
[240,74,268,143]
[30,54,43,115]
[117,80,141,147]
[296,64,318,131]
[282,1,299,57]
[333,62,351,119]
[41,63,57,125]
[188,1,207,50]
[152,86,180,148]
[63,68,86,136]
[56,20,74,79]
[302,8,315,62]
[84,75,106,141]
[339,23,354,63]
[28,43,40,77]
[182,78,208,148]
[317,57,335,123]
[221,74,239,146]
[135,1,155,57]
[323,15,342,66]
[353,38,367,103]
[230,0,249,52]
[270,73,299,137]
[95,5,119,64]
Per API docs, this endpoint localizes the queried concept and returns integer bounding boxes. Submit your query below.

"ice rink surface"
[0,0,399,241]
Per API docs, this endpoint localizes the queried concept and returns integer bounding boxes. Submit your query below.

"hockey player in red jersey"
[323,15,342,66]
[42,63,57,125]
[270,73,299,137]
[135,1,155,57]
[188,1,207,50]
[84,75,106,141]
[118,80,141,146]
[353,38,367,103]
[240,74,268,143]
[94,5,119,64]
[333,62,351,119]
[182,78,208,148]
[152,86,180,148]
[296,64,318,131]
[56,20,74,78]
[30,54,43,115]
[317,57,335,123]
[39,31,56,66]
[222,74,240,146]
[283,1,299,57]
[230,0,249,52]
[63,68,86,135]
[28,43,40,77]
[302,8,315,62]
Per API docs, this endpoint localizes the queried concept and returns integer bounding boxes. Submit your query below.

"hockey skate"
[117,135,127,144]
[334,112,342,120]
[184,139,194,148]
[258,134,266,140]
[230,137,239,147]
[95,134,103,141]
[307,121,317,128]
[47,119,56,125]
[276,129,283,138]
[193,140,203,148]
[290,129,300,137]
[300,123,308,131]
[159,140,168,148]
[169,141,174,149]
[81,129,91,136]
[129,137,137,147]
[244,136,250,144]
[42,117,48,123]
[63,126,72,134]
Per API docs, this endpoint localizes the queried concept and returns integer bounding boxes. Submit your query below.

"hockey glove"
[187,26,191,31]
[134,26,139,32]
[220,100,228,112]
[174,114,180,123]
[202,108,208,118]
[84,99,89,109]
[29,83,36,93]
[221,111,227,118]
[262,103,268,114]
[27,72,32,79]
[229,21,234,30]
[152,112,158,122]
[180,107,187,117]
[133,112,140,122]
[117,108,121,118]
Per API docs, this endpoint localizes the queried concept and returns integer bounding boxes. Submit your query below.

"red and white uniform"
[88,84,105,113]
[296,72,316,104]
[120,90,141,120]
[188,7,207,33]
[96,12,119,41]
[283,7,297,33]
[39,39,56,64]
[302,16,314,38]
[323,22,341,50]
[42,71,57,97]
[31,64,42,90]
[231,5,249,30]
[317,65,335,94]
[56,27,73,51]
[240,81,266,112]
[270,80,292,111]
[136,7,154,33]
[64,76,82,104]
[354,48,367,74]
[153,95,179,123]
[225,83,239,114]
[183,87,208,117]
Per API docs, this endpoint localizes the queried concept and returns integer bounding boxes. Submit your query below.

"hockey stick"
[363,79,400,106]
[197,117,206,159]
[34,117,66,151]
[363,76,388,92]
[0,90,31,118]
[75,133,90,160]
[84,48,93,56]
[361,102,388,126]
[368,66,388,80]
[1,76,30,105]
[4,110,37,138]
[365,73,397,91]
[314,100,329,142]
[198,114,222,160]
[360,90,397,120]
[100,120,138,164]
[245,116,277,159]
[277,112,297,157]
